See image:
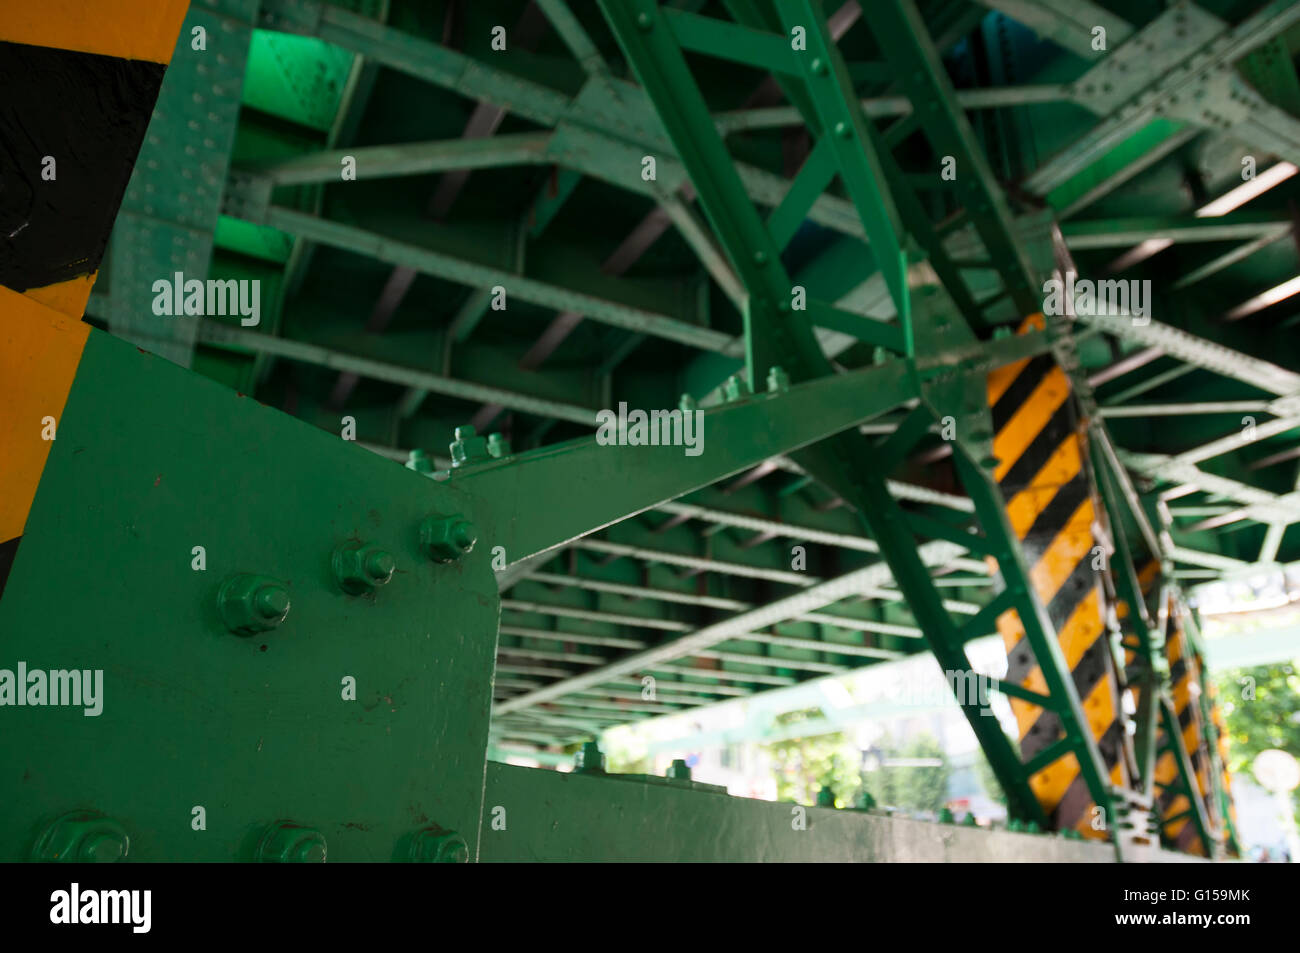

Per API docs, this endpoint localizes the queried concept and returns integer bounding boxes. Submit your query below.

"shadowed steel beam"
[972,0,1133,58]
[194,321,599,423]
[494,540,968,714]
[575,541,814,586]
[237,132,553,185]
[256,206,741,354]
[713,85,1072,132]
[864,0,1039,316]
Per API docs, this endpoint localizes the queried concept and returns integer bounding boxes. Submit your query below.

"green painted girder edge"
[0,329,499,861]
[479,762,1129,862]
[459,357,918,569]
[860,0,1039,317]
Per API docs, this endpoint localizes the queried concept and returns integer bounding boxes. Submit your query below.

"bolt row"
[216,514,477,635]
[31,810,468,863]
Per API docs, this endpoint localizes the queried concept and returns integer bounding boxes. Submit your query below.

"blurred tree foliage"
[763,710,862,807]
[762,712,951,812]
[1213,662,1300,827]
[861,733,951,815]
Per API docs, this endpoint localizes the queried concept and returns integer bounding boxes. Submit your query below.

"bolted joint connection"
[766,366,790,394]
[218,573,290,635]
[255,821,327,863]
[420,514,477,563]
[332,541,396,595]
[449,425,489,468]
[666,758,691,781]
[573,740,605,774]
[401,825,469,863]
[32,810,129,862]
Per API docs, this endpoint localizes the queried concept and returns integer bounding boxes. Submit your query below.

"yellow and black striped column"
[0,1,189,598]
[985,312,1133,837]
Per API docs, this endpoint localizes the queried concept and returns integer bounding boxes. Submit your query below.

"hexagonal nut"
[32,810,129,862]
[332,541,396,595]
[218,573,290,635]
[255,821,327,863]
[420,515,477,563]
[403,826,468,863]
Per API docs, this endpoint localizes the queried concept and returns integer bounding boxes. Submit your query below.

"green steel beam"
[194,320,601,425]
[494,540,969,714]
[712,85,1073,133]
[1059,213,1293,249]
[231,205,742,355]
[973,0,1133,58]
[1157,694,1217,858]
[239,131,554,185]
[459,357,917,568]
[863,0,1039,318]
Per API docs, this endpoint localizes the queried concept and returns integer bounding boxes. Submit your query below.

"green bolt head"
[404,826,469,863]
[573,740,605,774]
[420,514,478,563]
[32,810,129,862]
[255,821,327,863]
[816,786,837,808]
[450,425,489,467]
[405,448,434,474]
[486,432,512,459]
[962,812,979,827]
[218,573,290,635]
[766,365,790,393]
[666,758,691,781]
[938,807,955,824]
[333,541,396,594]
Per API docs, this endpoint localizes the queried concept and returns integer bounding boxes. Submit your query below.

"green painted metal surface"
[0,330,500,861]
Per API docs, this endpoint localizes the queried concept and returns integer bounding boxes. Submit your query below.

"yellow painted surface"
[0,286,90,542]
[24,271,97,319]
[0,0,188,63]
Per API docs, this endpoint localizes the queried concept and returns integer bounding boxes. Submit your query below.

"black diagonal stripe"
[1045,550,1102,633]
[1178,704,1194,731]
[1051,773,1094,832]
[1068,629,1112,715]
[1019,709,1063,761]
[1005,635,1040,686]
[1020,622,1108,762]
[1020,469,1091,556]
[0,536,18,601]
[1169,657,1187,686]
[997,400,1080,496]
[991,353,1055,432]
[1095,717,1127,772]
